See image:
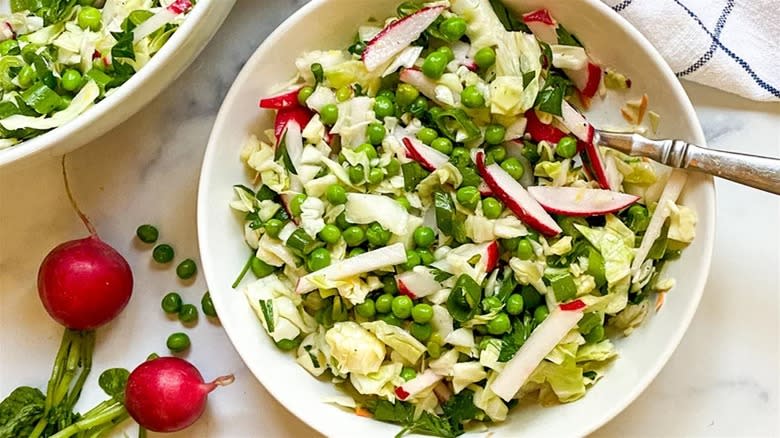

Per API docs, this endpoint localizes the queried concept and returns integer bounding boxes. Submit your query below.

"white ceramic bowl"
[0,0,235,169]
[198,0,716,436]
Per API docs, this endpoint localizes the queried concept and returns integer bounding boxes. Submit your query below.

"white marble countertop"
[1,1,778,436]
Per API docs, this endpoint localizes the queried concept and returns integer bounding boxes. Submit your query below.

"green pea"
[377,89,395,101]
[400,367,417,381]
[376,294,394,313]
[348,247,366,258]
[290,194,306,216]
[436,45,455,62]
[456,186,480,209]
[422,51,448,79]
[374,96,396,119]
[77,6,102,31]
[501,237,520,252]
[486,145,507,163]
[318,224,341,244]
[431,137,453,155]
[367,223,391,247]
[355,143,377,160]
[450,147,469,164]
[379,313,403,326]
[178,304,198,324]
[500,157,525,180]
[367,168,384,185]
[176,259,197,280]
[411,303,433,324]
[136,224,158,243]
[556,136,578,158]
[487,313,511,335]
[61,69,82,92]
[409,96,429,118]
[355,298,376,318]
[161,292,182,314]
[485,124,506,145]
[335,212,351,230]
[506,293,524,315]
[391,295,413,319]
[326,184,347,205]
[17,65,35,88]
[201,292,217,318]
[320,103,339,125]
[366,122,386,145]
[297,86,314,105]
[396,83,420,107]
[522,141,541,163]
[348,165,364,184]
[396,196,411,211]
[461,85,485,108]
[308,248,331,272]
[166,332,190,353]
[152,244,174,264]
[336,86,352,102]
[534,305,550,324]
[57,95,72,111]
[343,226,365,246]
[410,322,432,341]
[426,340,442,359]
[521,286,543,310]
[474,46,496,69]
[416,127,438,145]
[386,158,401,176]
[439,17,467,41]
[413,226,436,248]
[251,257,276,278]
[383,276,399,295]
[482,296,502,312]
[276,338,300,351]
[417,249,435,265]
[264,219,284,238]
[516,238,534,260]
[404,251,421,270]
[482,197,503,219]
[585,325,605,343]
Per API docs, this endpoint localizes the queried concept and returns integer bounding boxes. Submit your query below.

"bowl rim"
[0,0,234,168]
[197,0,716,435]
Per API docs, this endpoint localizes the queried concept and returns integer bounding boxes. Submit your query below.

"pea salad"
[0,0,193,149]
[230,0,698,436]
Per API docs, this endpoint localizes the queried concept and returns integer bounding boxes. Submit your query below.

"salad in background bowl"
[0,0,235,169]
[198,0,715,436]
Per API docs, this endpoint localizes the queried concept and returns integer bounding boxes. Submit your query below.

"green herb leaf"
[488,0,529,32]
[522,71,536,88]
[433,109,481,143]
[434,192,454,236]
[535,75,571,117]
[0,386,45,438]
[556,25,583,47]
[111,30,136,61]
[447,274,482,322]
[499,314,534,361]
[402,161,429,192]
[98,368,130,403]
[441,389,483,433]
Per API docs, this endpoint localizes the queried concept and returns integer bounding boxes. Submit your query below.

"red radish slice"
[523,9,559,45]
[478,181,493,196]
[490,301,584,401]
[476,152,562,237]
[133,0,192,42]
[524,110,566,144]
[580,140,612,190]
[527,186,639,216]
[399,68,441,104]
[395,369,443,401]
[483,240,499,272]
[558,101,594,144]
[259,88,302,110]
[397,267,442,299]
[362,6,446,72]
[564,62,602,98]
[296,243,407,293]
[274,106,313,141]
[402,137,449,171]
[279,193,300,225]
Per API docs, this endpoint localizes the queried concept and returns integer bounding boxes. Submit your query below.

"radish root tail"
[61,155,97,237]
[210,374,235,388]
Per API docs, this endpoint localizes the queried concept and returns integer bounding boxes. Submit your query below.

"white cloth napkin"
[601,0,780,101]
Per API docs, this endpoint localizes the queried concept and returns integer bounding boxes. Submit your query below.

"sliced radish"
[580,140,611,190]
[524,110,566,144]
[402,137,449,171]
[527,186,639,216]
[522,9,558,45]
[133,0,192,42]
[362,6,446,72]
[345,193,410,235]
[395,369,443,401]
[397,267,442,299]
[259,88,302,110]
[284,121,304,173]
[399,68,442,104]
[274,106,313,141]
[478,181,493,197]
[557,101,594,144]
[490,301,584,401]
[564,61,602,98]
[296,243,407,294]
[483,240,499,271]
[475,152,562,237]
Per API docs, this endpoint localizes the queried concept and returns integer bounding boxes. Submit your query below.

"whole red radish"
[37,158,133,330]
[124,357,234,433]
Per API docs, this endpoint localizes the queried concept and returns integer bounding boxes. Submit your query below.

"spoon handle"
[596,131,780,195]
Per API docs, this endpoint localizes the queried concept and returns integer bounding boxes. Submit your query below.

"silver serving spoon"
[595,131,780,195]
